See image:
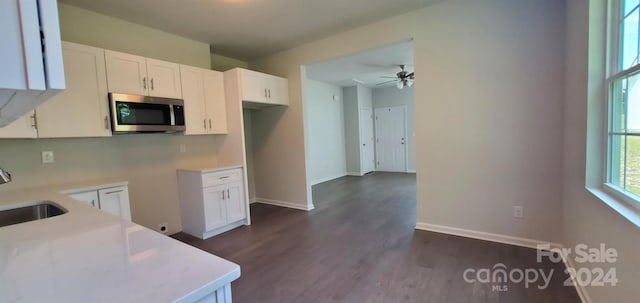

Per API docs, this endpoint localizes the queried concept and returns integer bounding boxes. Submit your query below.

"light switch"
[42,151,54,164]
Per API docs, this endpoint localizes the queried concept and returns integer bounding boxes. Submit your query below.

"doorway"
[374,106,407,172]
[359,107,375,174]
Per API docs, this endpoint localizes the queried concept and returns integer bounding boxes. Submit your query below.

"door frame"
[374,105,408,172]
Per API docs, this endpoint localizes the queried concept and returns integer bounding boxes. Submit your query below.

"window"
[607,0,640,202]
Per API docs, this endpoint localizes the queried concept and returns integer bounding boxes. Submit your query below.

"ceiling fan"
[377,65,415,89]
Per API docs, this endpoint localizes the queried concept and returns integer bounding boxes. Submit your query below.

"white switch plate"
[41,151,54,164]
[179,144,186,153]
[513,206,524,219]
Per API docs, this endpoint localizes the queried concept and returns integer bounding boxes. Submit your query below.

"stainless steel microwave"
[109,93,186,133]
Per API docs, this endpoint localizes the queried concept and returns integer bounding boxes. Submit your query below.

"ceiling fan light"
[396,80,403,89]
[407,79,414,87]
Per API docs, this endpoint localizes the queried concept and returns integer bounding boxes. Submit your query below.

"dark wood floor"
[173,173,581,303]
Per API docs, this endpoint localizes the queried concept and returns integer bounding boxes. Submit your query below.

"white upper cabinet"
[0,112,37,139]
[203,70,228,134]
[180,65,228,135]
[0,0,65,127]
[237,68,289,106]
[105,50,182,98]
[104,50,148,96]
[146,58,182,98]
[37,42,111,138]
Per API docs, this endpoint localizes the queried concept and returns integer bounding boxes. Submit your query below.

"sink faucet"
[0,168,11,185]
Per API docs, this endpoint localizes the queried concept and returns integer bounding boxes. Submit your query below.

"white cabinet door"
[37,42,111,138]
[267,75,289,106]
[225,182,246,223]
[146,58,182,98]
[68,191,99,208]
[203,70,228,134]
[98,186,132,221]
[0,112,37,138]
[239,69,266,103]
[203,185,227,231]
[180,65,207,135]
[105,50,148,96]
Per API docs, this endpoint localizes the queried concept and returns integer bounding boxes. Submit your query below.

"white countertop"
[176,165,243,174]
[0,184,240,303]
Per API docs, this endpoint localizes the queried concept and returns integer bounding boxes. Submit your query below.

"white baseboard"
[415,222,563,250]
[310,173,347,186]
[406,169,416,173]
[346,172,364,176]
[249,198,258,204]
[563,257,593,303]
[254,198,315,211]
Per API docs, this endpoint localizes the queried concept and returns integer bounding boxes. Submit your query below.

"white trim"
[254,198,315,211]
[201,220,246,240]
[346,172,364,176]
[406,169,416,173]
[249,198,259,204]
[310,173,347,186]
[563,257,594,303]
[587,187,640,227]
[415,222,563,250]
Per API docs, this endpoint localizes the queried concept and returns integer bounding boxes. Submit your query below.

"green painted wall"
[58,4,211,69]
[211,53,249,71]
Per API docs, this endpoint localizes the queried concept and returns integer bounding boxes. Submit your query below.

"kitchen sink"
[0,201,67,228]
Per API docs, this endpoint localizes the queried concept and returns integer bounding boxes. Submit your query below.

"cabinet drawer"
[202,169,242,187]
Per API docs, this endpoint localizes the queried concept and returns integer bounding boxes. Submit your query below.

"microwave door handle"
[169,105,175,126]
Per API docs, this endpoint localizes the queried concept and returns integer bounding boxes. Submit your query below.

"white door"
[360,108,376,174]
[37,42,111,138]
[105,50,148,95]
[146,58,182,98]
[180,65,207,135]
[68,191,99,208]
[98,186,132,221]
[0,113,37,138]
[375,106,407,172]
[203,185,228,231]
[225,182,246,223]
[239,69,266,103]
[203,70,228,134]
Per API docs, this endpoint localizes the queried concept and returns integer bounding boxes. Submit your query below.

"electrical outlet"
[158,223,169,234]
[41,151,54,164]
[179,144,186,153]
[513,206,524,219]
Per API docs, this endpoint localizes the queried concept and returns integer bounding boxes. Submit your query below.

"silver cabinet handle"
[143,77,147,89]
[264,88,268,98]
[204,119,207,129]
[30,113,38,129]
[268,89,271,98]
[150,78,155,90]
[221,191,225,200]
[104,116,109,130]
[104,190,124,195]
[209,119,212,129]
[219,176,230,179]
[227,189,230,199]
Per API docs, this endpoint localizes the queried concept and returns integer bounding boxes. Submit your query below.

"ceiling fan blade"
[407,72,414,78]
[376,80,397,86]
[380,76,398,79]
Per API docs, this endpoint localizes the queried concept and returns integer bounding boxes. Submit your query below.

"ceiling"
[58,0,440,60]
[305,41,414,88]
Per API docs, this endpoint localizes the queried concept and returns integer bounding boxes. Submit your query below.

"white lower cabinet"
[67,185,132,221]
[177,167,247,239]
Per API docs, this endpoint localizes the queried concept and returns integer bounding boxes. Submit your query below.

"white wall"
[305,79,347,185]
[252,0,565,242]
[563,0,640,301]
[372,86,416,171]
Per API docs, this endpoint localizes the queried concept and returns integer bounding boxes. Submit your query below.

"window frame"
[603,0,640,208]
